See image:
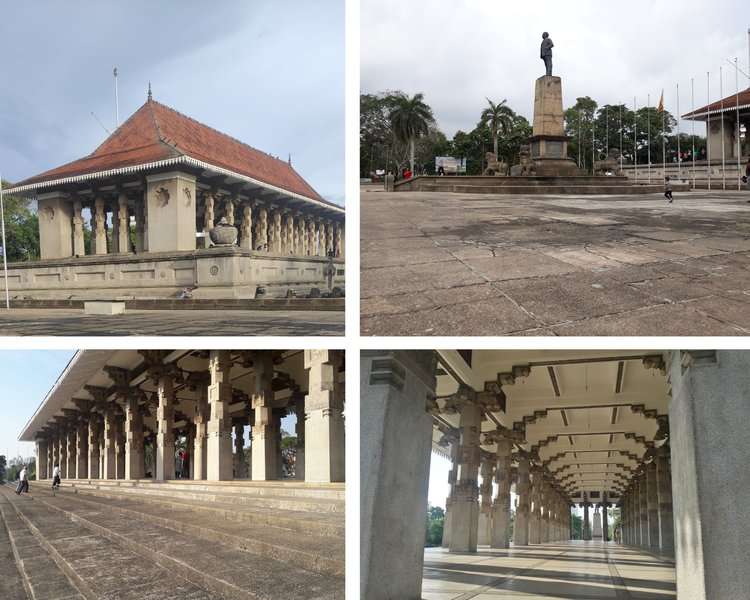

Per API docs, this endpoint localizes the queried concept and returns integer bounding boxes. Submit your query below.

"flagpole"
[691,77,696,190]
[578,110,582,169]
[0,175,10,310]
[676,83,681,181]
[605,106,609,157]
[707,71,711,191]
[634,96,638,183]
[592,108,596,175]
[647,93,652,183]
[662,101,666,181]
[619,103,623,174]
[736,58,742,191]
[720,66,726,190]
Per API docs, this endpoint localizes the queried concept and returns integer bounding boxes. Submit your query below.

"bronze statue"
[541,32,553,76]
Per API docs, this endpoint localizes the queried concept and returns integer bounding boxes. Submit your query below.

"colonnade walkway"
[422,540,675,600]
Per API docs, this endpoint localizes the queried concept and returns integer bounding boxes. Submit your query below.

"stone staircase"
[0,480,344,599]
[395,175,689,195]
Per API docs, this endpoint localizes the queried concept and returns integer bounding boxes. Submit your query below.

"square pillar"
[448,391,481,553]
[360,351,436,600]
[646,460,660,552]
[239,203,253,250]
[477,455,494,546]
[656,444,674,557]
[193,385,209,481]
[116,193,130,253]
[156,375,176,480]
[125,396,144,480]
[35,439,48,480]
[304,349,345,483]
[57,429,67,478]
[76,418,88,479]
[207,350,233,481]
[72,199,85,257]
[490,437,512,548]
[254,205,268,251]
[93,197,108,255]
[667,351,750,600]
[145,171,197,252]
[639,472,648,546]
[66,425,76,479]
[37,192,73,259]
[514,454,531,545]
[115,410,126,480]
[103,409,117,479]
[233,422,246,478]
[440,435,458,548]
[252,352,279,481]
[88,415,101,479]
[294,395,305,480]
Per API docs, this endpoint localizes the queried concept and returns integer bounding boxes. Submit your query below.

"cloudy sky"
[362,0,749,138]
[0,1,344,204]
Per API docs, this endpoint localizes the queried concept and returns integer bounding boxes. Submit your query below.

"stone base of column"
[477,511,491,546]
[207,432,233,481]
[490,504,510,549]
[448,498,479,553]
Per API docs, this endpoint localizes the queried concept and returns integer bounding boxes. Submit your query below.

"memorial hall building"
[3,94,345,299]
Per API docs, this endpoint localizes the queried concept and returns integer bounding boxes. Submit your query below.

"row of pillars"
[438,398,572,553]
[620,444,674,557]
[34,350,345,484]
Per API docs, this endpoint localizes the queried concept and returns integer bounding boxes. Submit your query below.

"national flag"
[657,90,665,113]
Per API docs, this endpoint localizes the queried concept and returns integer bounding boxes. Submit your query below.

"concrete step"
[34,486,344,576]
[1,485,343,599]
[58,485,344,538]
[417,184,670,194]
[0,493,82,600]
[0,486,213,600]
[63,481,344,513]
[65,479,345,501]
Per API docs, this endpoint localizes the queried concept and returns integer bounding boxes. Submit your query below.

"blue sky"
[0,350,75,460]
[0,1,344,205]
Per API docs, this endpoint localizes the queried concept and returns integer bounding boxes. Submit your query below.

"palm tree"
[481,98,515,158]
[387,92,434,175]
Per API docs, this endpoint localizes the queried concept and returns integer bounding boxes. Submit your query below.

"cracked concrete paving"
[361,189,750,336]
[0,309,344,336]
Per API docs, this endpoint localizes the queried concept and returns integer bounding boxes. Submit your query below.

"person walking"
[15,466,29,494]
[664,176,673,203]
[52,464,61,490]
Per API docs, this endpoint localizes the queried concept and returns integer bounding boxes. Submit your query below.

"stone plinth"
[146,171,197,253]
[529,76,581,176]
[37,193,74,260]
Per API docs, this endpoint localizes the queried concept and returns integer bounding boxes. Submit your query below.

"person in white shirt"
[15,466,29,494]
[52,464,61,490]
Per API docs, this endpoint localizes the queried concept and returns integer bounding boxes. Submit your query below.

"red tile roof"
[682,87,750,119]
[13,99,325,202]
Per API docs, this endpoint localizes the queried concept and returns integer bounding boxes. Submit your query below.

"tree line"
[361,92,708,178]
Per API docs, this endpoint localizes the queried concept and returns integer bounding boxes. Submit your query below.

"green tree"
[570,513,583,540]
[564,96,598,173]
[360,93,394,178]
[1,181,40,262]
[481,98,515,158]
[0,455,6,482]
[387,92,435,174]
[425,505,445,547]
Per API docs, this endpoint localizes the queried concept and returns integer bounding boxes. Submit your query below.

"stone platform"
[4,247,344,301]
[0,479,344,599]
[395,175,688,195]
[361,189,750,336]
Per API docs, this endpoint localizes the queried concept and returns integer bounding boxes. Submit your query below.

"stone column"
[117,193,129,253]
[66,424,76,479]
[192,376,209,481]
[72,200,85,257]
[252,352,278,481]
[35,438,48,480]
[114,409,126,480]
[207,350,233,481]
[287,212,296,254]
[254,205,267,251]
[646,460,659,551]
[360,351,436,600]
[305,218,314,256]
[124,395,144,480]
[294,394,305,480]
[202,192,215,248]
[224,196,235,226]
[603,503,609,542]
[58,427,67,478]
[477,454,494,546]
[270,209,282,253]
[448,391,481,553]
[583,500,591,541]
[639,471,649,547]
[656,444,674,557]
[76,417,88,479]
[88,415,101,479]
[666,350,750,599]
[46,437,54,480]
[134,200,146,253]
[239,204,253,250]
[103,408,117,479]
[514,454,531,545]
[541,484,550,543]
[528,468,541,544]
[326,221,334,255]
[279,212,288,254]
[93,197,107,254]
[156,374,176,480]
[490,437,512,548]
[233,422,246,479]
[441,436,458,548]
[304,349,345,483]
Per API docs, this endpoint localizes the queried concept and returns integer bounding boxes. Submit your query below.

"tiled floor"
[423,541,675,599]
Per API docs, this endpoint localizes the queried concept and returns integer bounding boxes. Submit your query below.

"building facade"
[5,96,345,299]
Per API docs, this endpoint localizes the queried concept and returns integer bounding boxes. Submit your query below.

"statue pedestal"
[593,509,603,540]
[529,76,581,176]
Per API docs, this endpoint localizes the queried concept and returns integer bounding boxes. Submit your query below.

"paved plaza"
[422,541,675,599]
[0,309,344,336]
[361,189,750,335]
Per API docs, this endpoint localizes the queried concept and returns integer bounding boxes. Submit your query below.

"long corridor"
[422,541,676,600]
